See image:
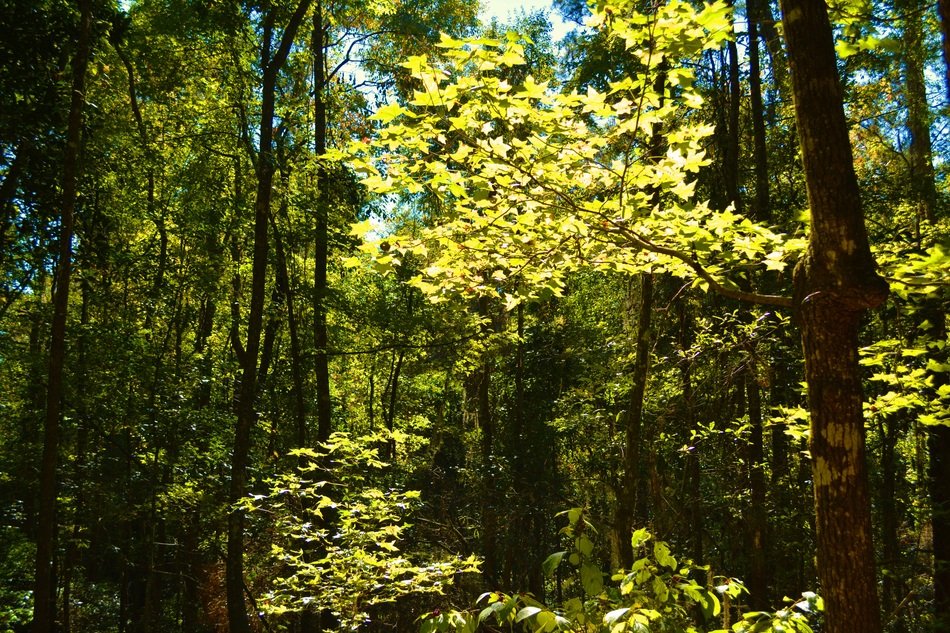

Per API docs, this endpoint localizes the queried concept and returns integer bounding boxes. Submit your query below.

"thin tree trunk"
[931,423,950,629]
[938,0,950,100]
[0,139,30,255]
[227,4,312,631]
[899,0,937,234]
[724,20,742,213]
[746,0,787,91]
[271,206,307,446]
[780,0,889,629]
[616,273,653,569]
[678,297,703,565]
[747,14,770,224]
[473,297,498,584]
[880,417,907,632]
[32,1,92,630]
[746,373,768,610]
[313,1,332,444]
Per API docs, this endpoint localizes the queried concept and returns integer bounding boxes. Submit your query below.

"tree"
[31,1,93,630]
[779,0,890,628]
[226,2,313,632]
[342,0,898,629]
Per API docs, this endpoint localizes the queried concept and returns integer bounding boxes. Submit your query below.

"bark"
[471,297,498,584]
[746,0,788,91]
[899,0,937,232]
[724,29,742,212]
[615,273,653,569]
[925,310,950,628]
[780,0,889,629]
[939,0,950,100]
[678,298,703,565]
[271,205,307,446]
[0,139,30,255]
[478,354,496,583]
[880,417,906,632]
[226,3,312,632]
[747,14,770,224]
[32,0,92,630]
[746,374,769,610]
[313,2,332,444]
[931,423,950,630]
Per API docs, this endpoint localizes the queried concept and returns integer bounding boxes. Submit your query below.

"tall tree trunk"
[313,1,332,444]
[746,0,788,92]
[747,13,770,224]
[931,420,950,629]
[471,297,498,585]
[615,273,653,569]
[724,20,742,213]
[271,205,307,446]
[879,417,906,632]
[923,302,949,626]
[32,1,92,630]
[678,297,703,565]
[899,1,950,623]
[780,0,889,630]
[746,373,769,610]
[899,0,937,234]
[227,4,312,631]
[938,0,950,99]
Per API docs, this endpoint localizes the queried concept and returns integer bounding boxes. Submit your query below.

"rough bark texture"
[32,1,92,630]
[779,0,889,630]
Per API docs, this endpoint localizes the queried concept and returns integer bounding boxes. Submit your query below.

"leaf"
[515,606,542,622]
[542,551,566,577]
[576,535,594,557]
[604,608,630,624]
[581,562,604,596]
[654,541,677,569]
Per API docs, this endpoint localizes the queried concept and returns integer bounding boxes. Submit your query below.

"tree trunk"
[746,0,787,92]
[780,0,889,629]
[879,417,906,632]
[931,423,950,630]
[746,374,769,610]
[899,0,937,233]
[226,4,312,631]
[313,1,332,444]
[938,0,950,100]
[724,24,742,213]
[271,205,307,446]
[615,273,653,569]
[678,297,703,565]
[32,1,92,630]
[747,13,770,224]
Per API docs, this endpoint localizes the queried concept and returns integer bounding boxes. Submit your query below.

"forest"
[1,0,949,631]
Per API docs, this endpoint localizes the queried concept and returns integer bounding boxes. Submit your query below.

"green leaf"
[604,608,630,624]
[576,535,594,557]
[515,606,542,622]
[542,551,566,577]
[581,563,604,596]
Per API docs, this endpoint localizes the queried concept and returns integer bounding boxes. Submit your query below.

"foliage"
[243,432,481,630]
[417,509,821,633]
[336,0,804,308]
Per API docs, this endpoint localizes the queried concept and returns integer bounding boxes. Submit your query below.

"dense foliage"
[0,0,947,631]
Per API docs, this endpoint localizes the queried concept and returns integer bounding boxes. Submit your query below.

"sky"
[480,0,573,42]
